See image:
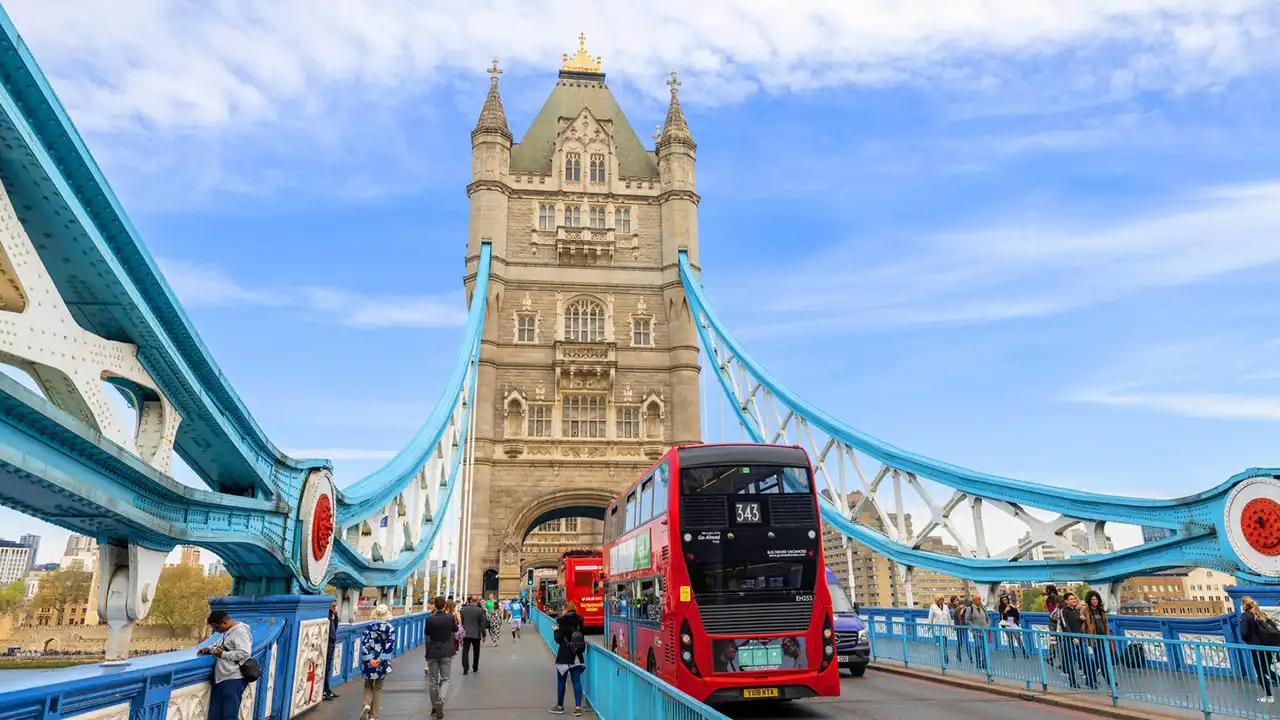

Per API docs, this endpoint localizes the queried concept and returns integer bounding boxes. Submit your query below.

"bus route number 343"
[735,501,762,524]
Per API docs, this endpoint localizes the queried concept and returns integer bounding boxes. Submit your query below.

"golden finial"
[562,33,602,73]
[487,57,503,84]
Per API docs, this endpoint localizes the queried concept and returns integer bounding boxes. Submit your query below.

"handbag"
[240,657,263,683]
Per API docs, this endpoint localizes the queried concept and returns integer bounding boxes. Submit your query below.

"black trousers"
[323,643,335,693]
[462,637,481,671]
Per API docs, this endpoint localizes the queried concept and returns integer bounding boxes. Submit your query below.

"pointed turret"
[658,71,695,150]
[473,57,512,142]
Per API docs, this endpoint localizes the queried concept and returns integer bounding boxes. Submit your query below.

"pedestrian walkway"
[314,633,567,720]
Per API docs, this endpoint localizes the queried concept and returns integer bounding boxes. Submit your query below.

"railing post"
[1036,630,1048,692]
[937,628,946,674]
[868,623,878,661]
[901,622,910,667]
[1103,636,1118,707]
[982,630,993,684]
[1193,645,1211,720]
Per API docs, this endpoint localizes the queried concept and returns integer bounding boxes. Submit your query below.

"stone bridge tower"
[462,37,701,595]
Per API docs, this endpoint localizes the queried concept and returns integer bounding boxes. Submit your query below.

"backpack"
[570,629,587,655]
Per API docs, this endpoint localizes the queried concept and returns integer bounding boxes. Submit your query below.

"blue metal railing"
[867,617,1280,719]
[0,609,430,720]
[530,609,731,720]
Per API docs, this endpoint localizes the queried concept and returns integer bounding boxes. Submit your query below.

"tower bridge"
[0,15,1278,720]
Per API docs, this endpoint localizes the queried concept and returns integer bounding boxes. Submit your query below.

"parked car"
[827,568,869,676]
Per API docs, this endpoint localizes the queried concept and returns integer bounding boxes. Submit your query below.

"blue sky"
[3,1,1280,563]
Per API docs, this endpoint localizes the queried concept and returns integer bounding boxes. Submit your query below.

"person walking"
[486,597,503,648]
[1241,596,1280,703]
[1057,592,1091,689]
[550,602,587,716]
[998,594,1029,659]
[965,595,990,670]
[323,601,340,701]
[509,597,525,641]
[1081,590,1112,689]
[359,605,396,720]
[1045,585,1062,667]
[927,595,954,663]
[200,610,253,720]
[949,596,970,663]
[425,596,459,718]
[460,597,487,675]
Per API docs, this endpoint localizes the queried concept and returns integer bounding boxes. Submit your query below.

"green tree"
[0,580,27,614]
[31,569,91,625]
[147,565,232,636]
[1019,586,1045,612]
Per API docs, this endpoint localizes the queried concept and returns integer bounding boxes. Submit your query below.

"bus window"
[639,478,654,523]
[653,460,669,516]
[639,577,664,622]
[625,491,639,530]
[682,464,812,496]
[607,504,620,540]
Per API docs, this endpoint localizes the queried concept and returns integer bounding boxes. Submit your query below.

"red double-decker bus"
[601,444,840,705]
[557,549,605,630]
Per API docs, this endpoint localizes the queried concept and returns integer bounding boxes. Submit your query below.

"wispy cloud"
[6,1,1278,134]
[1073,391,1280,421]
[739,182,1280,335]
[286,448,397,460]
[158,258,466,328]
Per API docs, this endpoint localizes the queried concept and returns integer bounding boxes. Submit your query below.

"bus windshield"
[681,465,811,496]
[689,559,816,594]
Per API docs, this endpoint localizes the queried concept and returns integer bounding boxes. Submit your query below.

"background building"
[207,561,229,578]
[0,538,36,585]
[60,535,97,571]
[1119,567,1236,615]
[18,534,39,572]
[822,492,972,607]
[1141,526,1175,543]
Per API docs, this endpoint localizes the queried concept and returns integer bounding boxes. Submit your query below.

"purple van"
[827,567,869,676]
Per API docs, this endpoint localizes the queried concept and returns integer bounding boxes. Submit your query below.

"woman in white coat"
[927,595,956,664]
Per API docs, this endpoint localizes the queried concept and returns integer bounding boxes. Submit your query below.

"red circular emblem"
[312,493,334,561]
[1241,498,1280,556]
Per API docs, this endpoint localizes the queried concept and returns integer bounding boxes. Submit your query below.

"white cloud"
[286,448,397,460]
[5,1,1278,134]
[743,181,1280,335]
[1074,391,1280,421]
[158,258,466,328]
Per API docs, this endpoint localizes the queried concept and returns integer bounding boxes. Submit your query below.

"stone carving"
[636,298,647,313]
[622,383,633,402]
[165,683,210,720]
[528,445,555,457]
[1121,629,1166,662]
[522,292,533,311]
[562,346,609,360]
[617,235,640,259]
[267,642,279,715]
[534,381,547,401]
[1178,634,1229,668]
[290,618,330,717]
[561,374,610,391]
[563,446,606,458]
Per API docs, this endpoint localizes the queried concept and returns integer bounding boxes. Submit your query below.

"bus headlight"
[808,530,816,539]
[825,645,834,656]
[823,628,833,639]
[682,650,692,662]
[679,620,702,678]
[681,633,692,645]
[819,614,837,673]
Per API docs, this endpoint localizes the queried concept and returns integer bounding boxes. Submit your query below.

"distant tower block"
[461,37,702,595]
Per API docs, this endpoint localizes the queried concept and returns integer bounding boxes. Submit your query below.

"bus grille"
[697,600,813,635]
[664,622,676,666]
[769,495,817,525]
[680,496,728,528]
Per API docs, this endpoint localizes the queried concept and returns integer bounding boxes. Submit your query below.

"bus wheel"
[646,650,657,674]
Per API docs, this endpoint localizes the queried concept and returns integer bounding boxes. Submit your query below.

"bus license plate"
[837,655,850,663]
[743,688,779,699]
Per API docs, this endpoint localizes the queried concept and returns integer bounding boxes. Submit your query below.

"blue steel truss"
[678,250,1280,586]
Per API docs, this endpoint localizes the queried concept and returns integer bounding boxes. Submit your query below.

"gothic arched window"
[565,152,581,182]
[564,298,606,342]
[589,154,605,183]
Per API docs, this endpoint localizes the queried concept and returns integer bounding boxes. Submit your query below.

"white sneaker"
[360,704,372,720]
[1258,696,1274,703]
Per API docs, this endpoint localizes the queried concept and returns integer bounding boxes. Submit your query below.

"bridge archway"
[498,487,615,595]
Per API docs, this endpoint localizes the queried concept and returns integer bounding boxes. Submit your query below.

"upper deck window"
[681,465,811,496]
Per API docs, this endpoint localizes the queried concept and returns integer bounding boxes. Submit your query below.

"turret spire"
[474,57,512,140]
[659,70,693,148]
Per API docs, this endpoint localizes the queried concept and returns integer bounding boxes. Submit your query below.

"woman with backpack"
[359,605,397,720]
[550,601,587,716]
[1241,596,1280,703]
